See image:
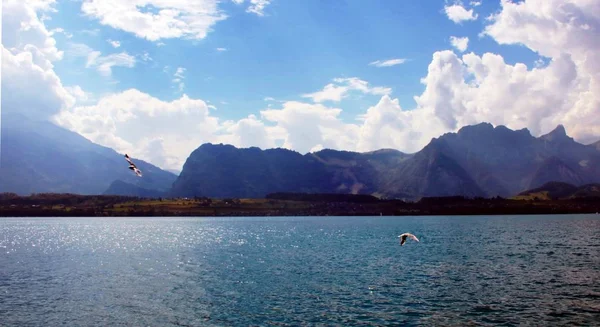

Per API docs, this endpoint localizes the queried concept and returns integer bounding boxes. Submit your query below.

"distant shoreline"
[1,193,599,217]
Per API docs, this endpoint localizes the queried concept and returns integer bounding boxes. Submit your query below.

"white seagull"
[124,154,142,177]
[398,233,419,246]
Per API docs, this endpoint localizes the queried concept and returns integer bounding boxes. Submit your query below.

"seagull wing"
[125,154,142,176]
[124,154,134,166]
[398,233,419,245]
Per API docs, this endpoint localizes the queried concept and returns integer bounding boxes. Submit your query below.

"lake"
[1,215,599,326]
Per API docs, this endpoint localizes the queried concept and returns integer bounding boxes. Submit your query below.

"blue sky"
[3,0,598,171]
[47,0,538,120]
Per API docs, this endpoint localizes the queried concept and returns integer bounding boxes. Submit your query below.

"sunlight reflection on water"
[1,215,599,326]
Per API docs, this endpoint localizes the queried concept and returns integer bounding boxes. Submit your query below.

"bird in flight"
[124,154,142,177]
[398,233,419,246]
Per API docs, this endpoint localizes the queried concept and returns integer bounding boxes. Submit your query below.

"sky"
[2,0,600,172]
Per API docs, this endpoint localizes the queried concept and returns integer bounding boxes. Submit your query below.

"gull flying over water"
[398,233,419,246]
[124,154,142,177]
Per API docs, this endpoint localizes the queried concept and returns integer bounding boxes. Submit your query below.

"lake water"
[1,215,599,326]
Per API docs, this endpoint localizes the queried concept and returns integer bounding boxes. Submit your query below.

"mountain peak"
[540,124,571,143]
[457,122,494,135]
[551,124,567,136]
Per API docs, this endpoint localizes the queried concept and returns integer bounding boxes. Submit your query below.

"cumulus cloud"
[369,58,407,67]
[80,0,228,41]
[302,77,391,103]
[64,85,92,104]
[259,101,359,154]
[413,50,578,134]
[1,0,78,120]
[482,0,600,142]
[2,0,63,66]
[444,3,478,23]
[2,47,75,119]
[221,115,278,150]
[450,36,469,52]
[355,95,444,153]
[52,89,224,170]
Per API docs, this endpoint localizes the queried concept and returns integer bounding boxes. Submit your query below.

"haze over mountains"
[1,113,599,200]
[0,113,176,196]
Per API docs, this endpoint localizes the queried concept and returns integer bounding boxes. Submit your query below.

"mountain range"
[1,113,599,200]
[0,113,176,195]
[172,123,600,199]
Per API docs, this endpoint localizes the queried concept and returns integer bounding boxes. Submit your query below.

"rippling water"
[1,215,599,326]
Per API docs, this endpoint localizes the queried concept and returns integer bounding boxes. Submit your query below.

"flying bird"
[124,154,142,177]
[398,233,419,246]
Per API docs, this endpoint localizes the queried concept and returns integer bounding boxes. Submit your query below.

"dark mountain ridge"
[517,181,600,200]
[3,113,599,200]
[171,122,600,199]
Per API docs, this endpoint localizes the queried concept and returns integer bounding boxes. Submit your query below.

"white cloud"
[139,51,152,62]
[444,3,478,23]
[80,28,100,36]
[68,43,136,76]
[450,36,469,52]
[368,58,407,67]
[355,95,444,153]
[302,77,391,103]
[216,47,227,52]
[247,0,272,16]
[1,0,77,120]
[53,89,223,170]
[80,0,228,41]
[53,91,357,169]
[175,67,186,79]
[107,39,121,48]
[2,0,63,66]
[50,27,73,38]
[221,115,278,150]
[2,47,75,119]
[412,50,577,133]
[260,101,359,153]
[64,85,92,104]
[470,1,481,7]
[231,0,272,16]
[93,53,136,76]
[172,67,186,92]
[482,0,600,142]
